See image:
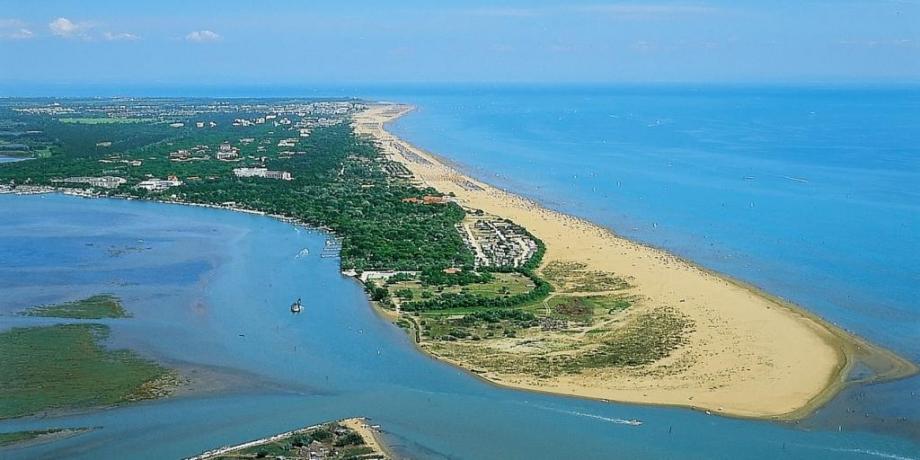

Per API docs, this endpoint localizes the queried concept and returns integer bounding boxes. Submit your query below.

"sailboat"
[290,297,303,313]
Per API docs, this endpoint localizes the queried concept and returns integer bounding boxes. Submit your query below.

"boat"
[290,298,303,313]
[622,419,643,426]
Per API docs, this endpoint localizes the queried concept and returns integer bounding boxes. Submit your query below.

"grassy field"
[388,272,534,302]
[542,261,630,293]
[410,261,695,380]
[0,324,173,419]
[24,294,129,319]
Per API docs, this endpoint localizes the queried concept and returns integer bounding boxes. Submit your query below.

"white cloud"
[0,18,33,40]
[48,17,139,42]
[185,30,221,43]
[49,17,90,38]
[103,31,139,41]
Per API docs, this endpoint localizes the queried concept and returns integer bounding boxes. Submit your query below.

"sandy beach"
[353,103,916,419]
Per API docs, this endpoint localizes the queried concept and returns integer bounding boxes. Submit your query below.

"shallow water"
[1,194,918,459]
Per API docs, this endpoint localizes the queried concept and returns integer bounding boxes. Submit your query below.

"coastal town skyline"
[2,0,919,92]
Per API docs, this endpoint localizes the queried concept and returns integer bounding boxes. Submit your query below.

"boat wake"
[528,404,643,426]
[296,248,310,258]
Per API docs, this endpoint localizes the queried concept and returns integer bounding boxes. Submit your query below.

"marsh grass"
[542,261,629,293]
[0,324,171,419]
[24,294,129,319]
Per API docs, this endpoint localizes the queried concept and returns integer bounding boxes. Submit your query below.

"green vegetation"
[421,308,538,341]
[388,272,533,303]
[207,421,376,460]
[0,429,56,447]
[427,307,693,378]
[399,271,549,312]
[564,307,692,370]
[0,99,691,384]
[542,261,630,293]
[0,324,173,419]
[0,428,87,447]
[24,294,128,319]
[0,105,472,272]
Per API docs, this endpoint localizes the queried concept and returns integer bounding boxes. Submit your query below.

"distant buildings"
[217,142,240,161]
[401,195,451,205]
[459,214,538,268]
[169,149,190,161]
[136,176,183,191]
[233,167,293,181]
[56,176,126,189]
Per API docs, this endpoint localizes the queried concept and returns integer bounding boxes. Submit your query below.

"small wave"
[795,444,917,460]
[295,248,310,258]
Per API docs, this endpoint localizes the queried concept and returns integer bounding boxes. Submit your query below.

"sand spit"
[353,103,916,420]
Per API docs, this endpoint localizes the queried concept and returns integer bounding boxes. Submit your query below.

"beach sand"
[342,418,393,459]
[353,103,916,420]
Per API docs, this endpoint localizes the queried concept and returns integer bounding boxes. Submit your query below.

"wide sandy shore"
[353,103,916,419]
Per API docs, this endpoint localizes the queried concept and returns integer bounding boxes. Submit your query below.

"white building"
[59,176,126,189]
[136,177,183,192]
[233,168,292,181]
[233,167,268,178]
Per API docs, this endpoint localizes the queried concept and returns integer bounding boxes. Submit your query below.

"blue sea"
[1,85,919,458]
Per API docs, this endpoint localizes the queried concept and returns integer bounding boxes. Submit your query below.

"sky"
[1,0,919,91]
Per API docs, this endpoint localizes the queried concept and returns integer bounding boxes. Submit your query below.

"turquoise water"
[1,193,919,459]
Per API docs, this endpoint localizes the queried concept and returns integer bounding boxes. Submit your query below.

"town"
[0,99,364,196]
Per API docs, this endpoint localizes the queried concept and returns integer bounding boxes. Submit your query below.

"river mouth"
[2,193,919,460]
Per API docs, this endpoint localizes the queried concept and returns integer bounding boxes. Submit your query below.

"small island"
[1,294,177,420]
[188,418,390,460]
[23,294,129,319]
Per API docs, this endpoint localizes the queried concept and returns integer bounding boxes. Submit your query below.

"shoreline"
[353,103,917,420]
